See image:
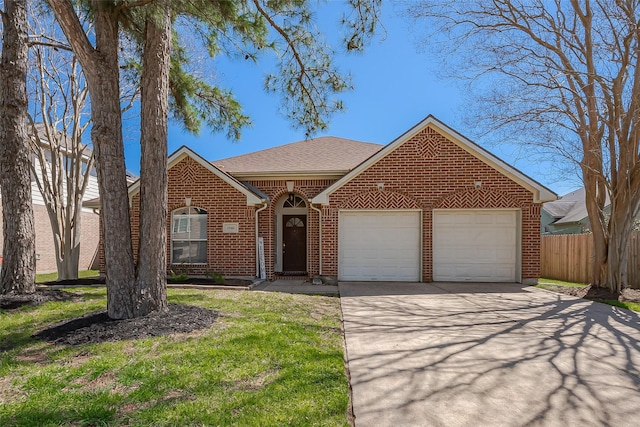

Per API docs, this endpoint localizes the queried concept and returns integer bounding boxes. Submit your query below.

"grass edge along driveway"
[0,288,350,426]
[537,277,640,312]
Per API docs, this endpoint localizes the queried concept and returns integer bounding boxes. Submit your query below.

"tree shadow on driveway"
[339,282,640,427]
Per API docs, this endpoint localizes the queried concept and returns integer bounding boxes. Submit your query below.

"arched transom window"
[283,194,306,208]
[285,217,305,227]
[171,206,207,264]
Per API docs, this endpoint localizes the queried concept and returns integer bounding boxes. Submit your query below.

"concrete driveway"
[339,282,640,427]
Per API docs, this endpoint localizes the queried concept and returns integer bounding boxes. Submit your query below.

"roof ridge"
[211,136,383,174]
[211,136,380,163]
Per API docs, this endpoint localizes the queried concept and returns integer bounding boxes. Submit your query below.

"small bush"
[207,271,225,284]
[167,270,188,282]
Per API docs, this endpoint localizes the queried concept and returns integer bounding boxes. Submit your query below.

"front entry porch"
[274,194,308,276]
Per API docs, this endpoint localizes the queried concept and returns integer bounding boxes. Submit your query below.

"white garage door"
[339,211,421,281]
[433,210,518,282]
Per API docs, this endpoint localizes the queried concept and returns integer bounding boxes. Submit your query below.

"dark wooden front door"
[283,215,307,272]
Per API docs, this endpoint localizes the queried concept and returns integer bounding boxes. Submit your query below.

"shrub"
[207,271,225,284]
[167,270,189,282]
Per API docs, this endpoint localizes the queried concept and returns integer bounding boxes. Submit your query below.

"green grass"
[35,270,101,283]
[537,278,640,313]
[593,299,640,313]
[0,288,349,426]
[537,277,588,287]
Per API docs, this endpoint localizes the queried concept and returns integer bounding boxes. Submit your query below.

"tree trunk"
[48,0,137,317]
[0,0,36,294]
[52,206,81,281]
[90,3,137,318]
[605,184,638,293]
[583,173,609,288]
[585,166,640,293]
[134,3,171,316]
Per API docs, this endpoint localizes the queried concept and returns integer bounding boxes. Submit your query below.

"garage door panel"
[438,264,515,282]
[434,210,518,282]
[339,211,420,282]
[475,213,496,224]
[495,248,517,261]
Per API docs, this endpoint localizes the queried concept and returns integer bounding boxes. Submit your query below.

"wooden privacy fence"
[540,232,640,289]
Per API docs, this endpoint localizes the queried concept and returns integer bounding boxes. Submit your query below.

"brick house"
[94,115,556,283]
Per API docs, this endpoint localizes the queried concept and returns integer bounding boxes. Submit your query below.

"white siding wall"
[0,151,102,273]
[31,155,100,213]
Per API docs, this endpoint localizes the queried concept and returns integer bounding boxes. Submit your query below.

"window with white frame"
[171,206,207,264]
[283,194,306,208]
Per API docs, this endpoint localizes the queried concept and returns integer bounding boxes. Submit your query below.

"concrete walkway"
[340,282,640,427]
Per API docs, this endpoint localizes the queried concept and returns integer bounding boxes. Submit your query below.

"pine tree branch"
[114,0,155,14]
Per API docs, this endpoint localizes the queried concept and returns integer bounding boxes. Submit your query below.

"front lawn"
[537,277,588,287]
[536,278,640,313]
[35,270,101,283]
[593,299,640,313]
[0,288,349,426]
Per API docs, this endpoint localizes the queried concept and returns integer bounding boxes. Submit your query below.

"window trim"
[283,194,307,208]
[170,206,208,265]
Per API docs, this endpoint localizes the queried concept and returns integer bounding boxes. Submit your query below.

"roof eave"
[128,146,266,206]
[82,199,101,209]
[227,170,349,181]
[430,119,557,203]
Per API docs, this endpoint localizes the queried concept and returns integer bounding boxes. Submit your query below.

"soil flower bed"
[537,280,640,312]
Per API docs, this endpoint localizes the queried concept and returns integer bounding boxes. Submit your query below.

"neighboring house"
[89,115,557,283]
[0,125,136,274]
[541,187,611,235]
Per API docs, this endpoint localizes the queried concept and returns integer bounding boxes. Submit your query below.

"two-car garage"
[338,209,519,282]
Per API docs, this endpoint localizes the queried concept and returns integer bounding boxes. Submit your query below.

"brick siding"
[320,125,541,281]
[128,156,257,277]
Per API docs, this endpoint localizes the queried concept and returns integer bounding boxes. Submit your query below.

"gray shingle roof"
[212,136,382,174]
[543,187,611,224]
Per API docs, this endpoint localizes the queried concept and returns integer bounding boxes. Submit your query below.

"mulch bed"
[167,278,253,286]
[41,277,106,286]
[33,303,218,345]
[3,275,242,345]
[0,289,80,310]
[42,276,254,287]
[541,283,640,303]
[2,287,218,346]
[619,288,640,302]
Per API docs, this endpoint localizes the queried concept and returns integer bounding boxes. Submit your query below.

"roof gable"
[129,146,266,206]
[544,187,610,224]
[312,115,557,205]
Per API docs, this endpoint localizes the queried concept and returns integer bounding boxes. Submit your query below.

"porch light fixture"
[377,182,384,191]
[474,181,482,189]
[185,197,191,207]
[286,181,295,193]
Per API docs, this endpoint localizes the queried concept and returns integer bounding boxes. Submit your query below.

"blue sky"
[122,2,580,196]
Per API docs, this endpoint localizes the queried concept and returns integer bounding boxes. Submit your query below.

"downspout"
[255,201,268,278]
[310,203,322,275]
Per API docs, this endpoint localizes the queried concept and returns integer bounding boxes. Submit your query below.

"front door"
[282,214,307,272]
